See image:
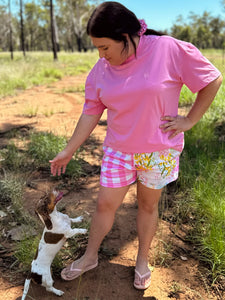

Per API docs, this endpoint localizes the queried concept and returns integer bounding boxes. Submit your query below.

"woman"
[50,1,222,290]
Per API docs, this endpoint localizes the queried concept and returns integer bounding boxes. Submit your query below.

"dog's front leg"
[65,228,87,239]
[46,286,64,296]
[21,278,31,300]
[70,216,84,223]
[43,276,64,296]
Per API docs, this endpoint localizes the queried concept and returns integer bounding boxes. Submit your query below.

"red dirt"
[0,75,223,300]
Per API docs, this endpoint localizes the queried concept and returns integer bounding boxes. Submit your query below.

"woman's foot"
[134,259,151,289]
[61,255,98,281]
[133,268,151,290]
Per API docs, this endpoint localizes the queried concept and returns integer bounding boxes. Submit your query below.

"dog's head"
[35,190,63,230]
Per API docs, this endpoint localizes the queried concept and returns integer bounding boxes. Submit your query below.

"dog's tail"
[21,278,31,300]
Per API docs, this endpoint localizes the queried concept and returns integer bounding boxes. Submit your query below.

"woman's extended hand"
[49,113,103,176]
[160,115,193,139]
[49,150,73,176]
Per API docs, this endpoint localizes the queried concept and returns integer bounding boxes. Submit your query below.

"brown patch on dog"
[44,232,64,244]
[47,191,56,211]
[31,272,42,285]
[35,191,58,230]
[42,215,53,230]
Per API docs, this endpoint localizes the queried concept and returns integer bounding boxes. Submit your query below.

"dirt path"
[0,75,221,300]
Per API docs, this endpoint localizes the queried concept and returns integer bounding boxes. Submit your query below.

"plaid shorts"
[100,146,181,189]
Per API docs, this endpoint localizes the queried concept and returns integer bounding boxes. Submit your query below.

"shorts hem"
[100,179,136,188]
[138,175,179,189]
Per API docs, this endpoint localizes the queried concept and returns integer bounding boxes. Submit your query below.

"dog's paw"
[47,287,64,296]
[57,290,64,296]
[54,289,64,296]
[79,229,87,235]
[71,216,83,223]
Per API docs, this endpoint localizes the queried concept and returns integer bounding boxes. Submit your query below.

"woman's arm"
[160,75,223,139]
[50,113,102,176]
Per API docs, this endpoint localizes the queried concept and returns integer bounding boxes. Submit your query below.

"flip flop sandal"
[133,269,151,290]
[61,260,98,281]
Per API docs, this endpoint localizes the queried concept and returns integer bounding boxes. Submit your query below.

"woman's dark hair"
[87,1,164,54]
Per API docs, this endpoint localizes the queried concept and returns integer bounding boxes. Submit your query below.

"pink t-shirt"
[83,35,220,153]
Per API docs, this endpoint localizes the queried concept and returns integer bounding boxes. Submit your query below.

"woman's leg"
[136,181,162,275]
[85,185,130,260]
[61,184,130,278]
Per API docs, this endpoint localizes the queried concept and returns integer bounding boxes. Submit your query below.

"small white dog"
[21,190,87,299]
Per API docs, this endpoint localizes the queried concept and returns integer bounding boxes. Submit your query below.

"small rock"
[0,210,7,218]
[180,255,188,261]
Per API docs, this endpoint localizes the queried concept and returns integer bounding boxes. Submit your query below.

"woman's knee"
[137,182,162,214]
[138,200,158,214]
[96,196,115,213]
[96,185,129,213]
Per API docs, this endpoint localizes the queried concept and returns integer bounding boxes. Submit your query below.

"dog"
[21,190,87,299]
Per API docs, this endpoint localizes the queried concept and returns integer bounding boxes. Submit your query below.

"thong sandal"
[133,269,151,290]
[61,260,98,281]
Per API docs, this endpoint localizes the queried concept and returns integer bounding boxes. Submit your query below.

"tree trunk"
[76,35,82,52]
[53,11,60,52]
[20,0,25,56]
[50,0,58,60]
[8,0,13,60]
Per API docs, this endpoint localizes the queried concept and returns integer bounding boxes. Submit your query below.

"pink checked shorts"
[100,146,181,189]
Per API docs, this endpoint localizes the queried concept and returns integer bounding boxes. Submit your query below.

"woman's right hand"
[49,150,73,176]
[49,113,102,176]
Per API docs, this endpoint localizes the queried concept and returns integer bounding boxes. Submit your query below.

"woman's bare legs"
[136,181,162,275]
[62,181,161,280]
[62,185,130,275]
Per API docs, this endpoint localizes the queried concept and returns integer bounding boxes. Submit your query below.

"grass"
[27,131,83,178]
[59,84,86,95]
[28,131,68,167]
[0,172,34,224]
[21,106,39,118]
[178,119,225,282]
[0,129,87,222]
[14,235,41,271]
[174,51,225,283]
[0,142,27,171]
[0,130,85,178]
[0,51,98,99]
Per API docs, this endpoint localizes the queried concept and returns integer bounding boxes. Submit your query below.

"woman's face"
[91,36,129,66]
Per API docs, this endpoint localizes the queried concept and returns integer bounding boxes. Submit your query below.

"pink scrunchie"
[138,19,147,36]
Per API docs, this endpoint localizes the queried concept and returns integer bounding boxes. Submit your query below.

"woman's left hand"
[160,115,193,139]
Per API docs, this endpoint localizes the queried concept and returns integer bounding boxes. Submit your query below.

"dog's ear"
[35,209,53,230]
[42,215,53,230]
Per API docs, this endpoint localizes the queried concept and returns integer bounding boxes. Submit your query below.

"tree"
[50,0,58,60]
[170,10,225,49]
[24,2,37,50]
[210,17,225,48]
[0,0,98,52]
[19,0,25,56]
[171,25,191,42]
[57,0,94,52]
[70,0,89,52]
[8,0,13,59]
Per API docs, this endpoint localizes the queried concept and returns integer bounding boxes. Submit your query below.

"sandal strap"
[135,269,151,279]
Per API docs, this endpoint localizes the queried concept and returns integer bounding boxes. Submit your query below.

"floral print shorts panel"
[100,146,181,189]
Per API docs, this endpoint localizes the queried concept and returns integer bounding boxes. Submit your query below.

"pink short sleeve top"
[83,35,221,153]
